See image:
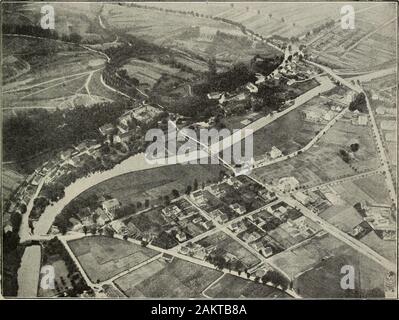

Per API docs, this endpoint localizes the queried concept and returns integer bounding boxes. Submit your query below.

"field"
[197,232,260,269]
[204,274,290,298]
[245,107,325,160]
[149,2,364,39]
[252,115,379,188]
[2,166,26,199]
[38,257,72,297]
[308,4,396,71]
[294,246,390,298]
[114,258,222,298]
[68,236,158,283]
[76,164,225,207]
[102,4,281,65]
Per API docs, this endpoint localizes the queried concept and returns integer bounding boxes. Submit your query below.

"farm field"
[270,231,390,294]
[38,256,72,297]
[68,236,158,283]
[197,231,261,269]
[251,115,379,188]
[204,274,290,298]
[359,231,396,263]
[114,258,222,298]
[308,4,396,71]
[293,247,389,298]
[2,166,26,199]
[102,4,281,65]
[76,164,225,208]
[148,2,368,39]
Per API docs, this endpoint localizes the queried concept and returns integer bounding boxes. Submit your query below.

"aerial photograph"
[1,1,397,301]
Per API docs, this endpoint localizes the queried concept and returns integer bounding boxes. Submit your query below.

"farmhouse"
[270,146,283,159]
[176,231,187,242]
[114,130,135,144]
[102,198,121,219]
[207,92,223,100]
[229,203,246,215]
[245,82,258,93]
[99,123,115,136]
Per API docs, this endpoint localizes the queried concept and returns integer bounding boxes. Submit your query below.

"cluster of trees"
[3,102,130,167]
[339,149,351,163]
[215,30,253,47]
[255,83,286,112]
[206,253,245,272]
[250,55,283,75]
[194,63,256,95]
[3,24,82,44]
[349,93,367,113]
[261,270,290,291]
[43,237,92,296]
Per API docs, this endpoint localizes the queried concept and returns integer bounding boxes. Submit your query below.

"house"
[201,220,214,230]
[102,198,120,219]
[323,110,334,121]
[117,123,130,134]
[211,209,229,224]
[95,208,110,226]
[111,220,128,235]
[192,217,203,224]
[176,231,187,242]
[207,92,223,100]
[245,82,258,93]
[162,253,174,263]
[99,123,115,136]
[357,115,368,126]
[229,203,246,215]
[59,148,74,161]
[270,146,283,159]
[287,79,295,86]
[114,130,135,144]
[162,205,181,217]
[255,73,265,85]
[118,112,133,126]
[294,191,310,205]
[241,231,260,243]
[229,221,246,233]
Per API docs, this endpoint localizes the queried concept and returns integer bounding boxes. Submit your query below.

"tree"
[185,185,192,195]
[350,143,360,152]
[193,179,199,191]
[171,189,180,199]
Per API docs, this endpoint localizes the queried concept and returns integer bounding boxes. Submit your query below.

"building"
[99,123,115,136]
[229,203,246,215]
[95,208,109,226]
[59,148,75,161]
[207,92,222,100]
[162,253,174,263]
[357,115,368,126]
[102,198,120,219]
[270,146,283,159]
[162,205,181,217]
[323,110,335,121]
[201,220,214,230]
[113,130,135,144]
[245,82,258,93]
[255,73,265,85]
[294,191,310,205]
[287,79,295,86]
[176,231,187,242]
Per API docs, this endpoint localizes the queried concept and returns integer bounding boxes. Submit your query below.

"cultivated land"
[205,274,290,298]
[76,164,225,207]
[114,258,222,298]
[2,2,397,300]
[252,114,379,188]
[68,236,158,283]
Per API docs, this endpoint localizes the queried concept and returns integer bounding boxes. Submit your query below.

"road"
[254,105,348,169]
[282,196,396,272]
[362,90,397,206]
[303,168,383,192]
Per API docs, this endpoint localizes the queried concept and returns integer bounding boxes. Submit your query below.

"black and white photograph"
[1,1,397,302]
